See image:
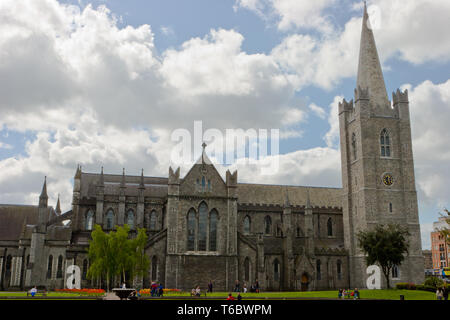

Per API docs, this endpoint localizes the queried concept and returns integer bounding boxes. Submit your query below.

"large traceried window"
[273,259,280,282]
[150,210,157,231]
[198,202,208,251]
[380,129,391,157]
[126,210,135,229]
[86,210,94,231]
[57,255,63,279]
[316,259,321,280]
[337,260,342,280]
[244,257,250,282]
[106,209,114,230]
[243,216,251,235]
[187,209,196,251]
[47,255,53,279]
[264,216,272,235]
[209,210,218,251]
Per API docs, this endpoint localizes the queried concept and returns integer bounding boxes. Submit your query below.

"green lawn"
[0,289,436,300]
[148,289,436,300]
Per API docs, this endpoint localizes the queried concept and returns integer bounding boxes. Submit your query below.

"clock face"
[383,174,394,186]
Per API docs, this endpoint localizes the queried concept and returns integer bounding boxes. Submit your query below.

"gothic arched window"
[273,259,280,282]
[187,209,196,251]
[151,256,158,280]
[352,133,357,160]
[380,129,391,157]
[327,218,333,237]
[316,260,321,280]
[150,210,157,231]
[198,202,208,251]
[57,255,63,279]
[244,257,250,282]
[264,216,272,235]
[201,177,206,192]
[82,259,88,280]
[126,210,135,229]
[47,255,53,279]
[243,216,251,235]
[392,265,399,279]
[5,255,12,272]
[209,210,218,251]
[337,260,342,280]
[106,209,114,230]
[86,210,94,231]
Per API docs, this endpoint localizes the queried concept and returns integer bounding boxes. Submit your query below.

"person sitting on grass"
[195,286,201,297]
[226,293,234,300]
[30,286,37,297]
[237,293,242,300]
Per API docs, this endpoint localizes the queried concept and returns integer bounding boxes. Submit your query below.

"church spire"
[39,176,48,208]
[356,1,389,107]
[139,169,145,189]
[55,194,61,215]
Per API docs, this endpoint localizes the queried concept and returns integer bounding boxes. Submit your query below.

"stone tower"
[339,4,424,288]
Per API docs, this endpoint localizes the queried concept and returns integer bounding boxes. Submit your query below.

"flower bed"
[139,288,181,296]
[55,288,106,296]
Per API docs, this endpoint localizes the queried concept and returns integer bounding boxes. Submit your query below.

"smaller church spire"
[55,194,61,215]
[99,166,105,186]
[39,176,48,208]
[75,164,82,179]
[120,168,126,188]
[139,168,145,189]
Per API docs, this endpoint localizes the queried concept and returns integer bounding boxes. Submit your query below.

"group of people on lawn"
[338,288,360,299]
[190,279,260,297]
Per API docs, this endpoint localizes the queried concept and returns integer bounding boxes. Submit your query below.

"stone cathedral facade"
[0,6,424,291]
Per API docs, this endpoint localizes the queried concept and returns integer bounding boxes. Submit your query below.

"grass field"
[0,289,436,300]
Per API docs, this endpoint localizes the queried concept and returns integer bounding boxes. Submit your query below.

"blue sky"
[1,0,450,249]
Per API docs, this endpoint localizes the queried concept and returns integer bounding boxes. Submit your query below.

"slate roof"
[0,204,56,240]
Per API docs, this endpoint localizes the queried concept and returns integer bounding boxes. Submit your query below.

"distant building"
[431,217,449,269]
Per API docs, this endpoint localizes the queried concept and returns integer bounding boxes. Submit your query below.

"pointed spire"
[98,166,104,186]
[306,188,311,209]
[75,164,82,179]
[356,1,389,107]
[196,142,212,165]
[139,169,145,189]
[55,194,61,215]
[39,176,48,208]
[284,188,291,208]
[40,176,48,199]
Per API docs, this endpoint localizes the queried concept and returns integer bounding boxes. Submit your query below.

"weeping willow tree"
[87,224,149,291]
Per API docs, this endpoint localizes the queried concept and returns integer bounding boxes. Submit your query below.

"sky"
[0,0,450,249]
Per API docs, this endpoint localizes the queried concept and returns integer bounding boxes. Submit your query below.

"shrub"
[395,283,408,290]
[424,276,444,289]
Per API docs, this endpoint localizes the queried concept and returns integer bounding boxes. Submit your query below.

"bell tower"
[339,3,424,288]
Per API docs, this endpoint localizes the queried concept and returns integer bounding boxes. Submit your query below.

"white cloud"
[408,79,450,207]
[0,142,13,149]
[323,96,343,148]
[308,103,327,119]
[235,0,337,33]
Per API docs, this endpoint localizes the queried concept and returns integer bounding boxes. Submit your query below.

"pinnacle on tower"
[356,1,389,107]
[55,194,61,215]
[39,176,48,208]
[99,166,105,186]
[74,164,82,179]
[120,168,126,188]
[139,169,145,189]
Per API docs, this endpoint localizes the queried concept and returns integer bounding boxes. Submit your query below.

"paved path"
[104,292,120,300]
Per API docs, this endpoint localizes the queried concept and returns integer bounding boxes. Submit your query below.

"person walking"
[208,280,213,293]
[443,285,449,301]
[436,287,444,300]
[353,288,360,300]
[234,280,240,292]
[255,279,260,293]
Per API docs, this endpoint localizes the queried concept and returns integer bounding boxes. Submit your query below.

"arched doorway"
[301,273,309,291]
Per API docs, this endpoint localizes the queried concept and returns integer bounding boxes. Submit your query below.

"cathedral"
[0,5,424,291]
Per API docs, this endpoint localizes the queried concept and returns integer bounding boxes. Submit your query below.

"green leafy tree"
[438,209,450,246]
[357,224,410,289]
[86,224,149,291]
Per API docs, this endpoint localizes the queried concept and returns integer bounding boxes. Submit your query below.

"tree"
[357,224,410,289]
[438,209,450,246]
[87,224,149,291]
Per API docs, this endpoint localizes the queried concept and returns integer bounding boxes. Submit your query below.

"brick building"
[431,217,449,269]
